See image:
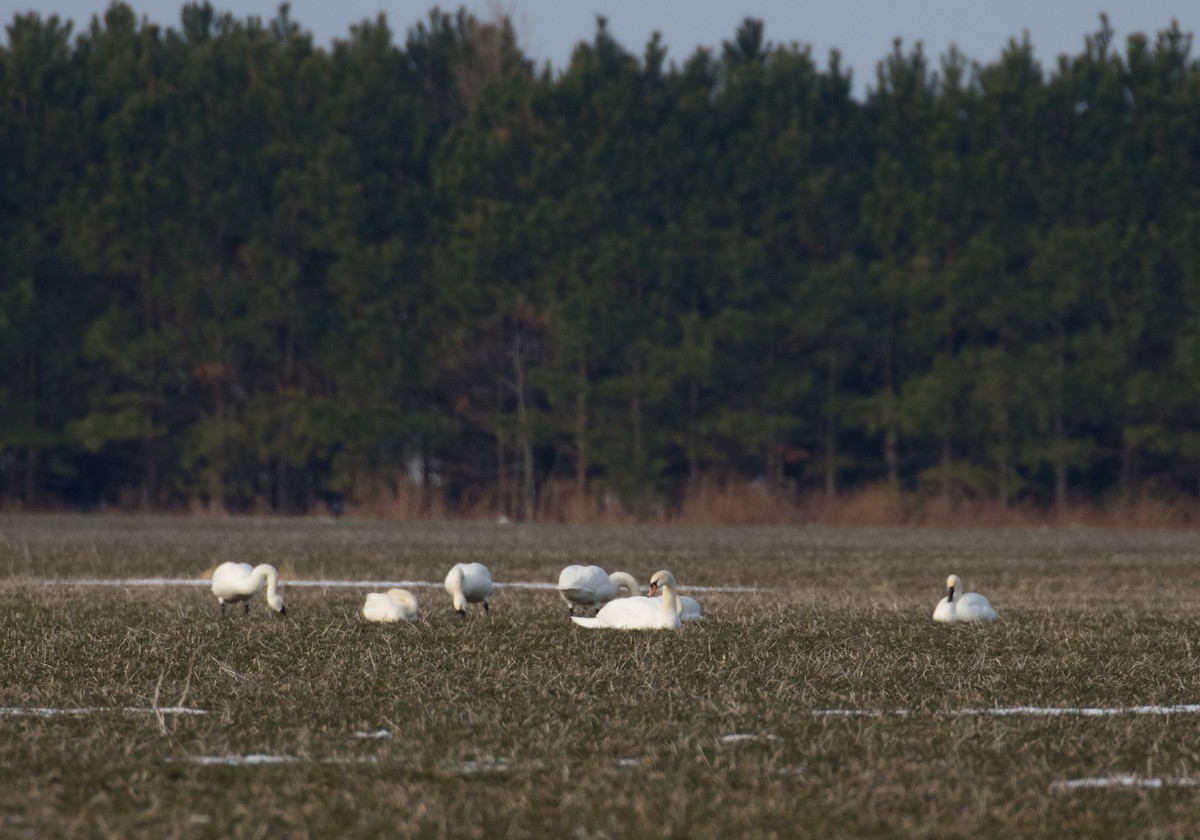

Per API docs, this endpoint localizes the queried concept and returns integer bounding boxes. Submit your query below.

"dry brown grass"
[335,481,1200,532]
[4,516,1200,837]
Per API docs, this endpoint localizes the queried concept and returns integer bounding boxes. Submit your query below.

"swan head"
[945,574,962,602]
[267,592,286,615]
[646,570,676,597]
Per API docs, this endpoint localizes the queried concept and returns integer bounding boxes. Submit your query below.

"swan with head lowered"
[932,574,997,623]
[210,562,286,616]
[362,589,419,623]
[571,570,682,630]
[445,562,494,618]
[556,565,641,615]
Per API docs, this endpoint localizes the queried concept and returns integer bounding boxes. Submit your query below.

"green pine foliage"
[2,6,1199,515]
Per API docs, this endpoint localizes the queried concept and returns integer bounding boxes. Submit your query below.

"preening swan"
[210,562,286,616]
[362,589,419,623]
[932,574,997,623]
[571,570,682,630]
[445,563,494,617]
[556,565,640,614]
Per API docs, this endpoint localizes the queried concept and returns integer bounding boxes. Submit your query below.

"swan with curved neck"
[556,565,641,615]
[932,574,996,623]
[571,570,681,630]
[211,562,286,616]
[445,562,494,617]
[363,589,419,623]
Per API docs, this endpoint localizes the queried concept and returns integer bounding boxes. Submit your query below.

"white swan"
[210,562,286,616]
[556,565,641,614]
[571,570,682,630]
[645,583,702,619]
[677,594,703,621]
[362,589,419,623]
[445,563,494,617]
[932,574,997,623]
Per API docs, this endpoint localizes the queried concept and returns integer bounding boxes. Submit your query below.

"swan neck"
[255,564,279,598]
[660,582,679,617]
[609,571,640,597]
[448,568,465,610]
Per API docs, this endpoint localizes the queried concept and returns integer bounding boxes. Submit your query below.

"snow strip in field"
[1053,775,1200,791]
[719,733,782,743]
[187,753,508,773]
[44,578,764,593]
[815,704,1200,718]
[189,754,385,767]
[0,706,206,717]
[354,729,391,739]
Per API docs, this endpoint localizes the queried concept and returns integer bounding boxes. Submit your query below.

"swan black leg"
[483,602,490,613]
[219,602,226,616]
[243,603,250,615]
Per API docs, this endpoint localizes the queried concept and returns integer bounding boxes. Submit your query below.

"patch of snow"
[354,729,392,739]
[1053,775,1200,791]
[43,577,767,593]
[815,705,1200,718]
[0,706,206,717]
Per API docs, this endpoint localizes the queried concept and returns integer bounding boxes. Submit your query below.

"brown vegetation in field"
[330,480,1200,532]
[16,473,1200,532]
[7,518,1200,837]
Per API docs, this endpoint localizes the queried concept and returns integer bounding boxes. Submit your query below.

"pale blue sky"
[4,0,1197,96]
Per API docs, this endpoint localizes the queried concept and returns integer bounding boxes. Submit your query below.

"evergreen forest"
[3,3,1200,519]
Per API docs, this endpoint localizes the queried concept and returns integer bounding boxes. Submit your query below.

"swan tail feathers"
[571,616,601,628]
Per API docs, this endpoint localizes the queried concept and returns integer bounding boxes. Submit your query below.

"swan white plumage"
[556,565,641,614]
[362,589,419,623]
[932,574,997,623]
[650,592,702,619]
[571,570,682,630]
[445,562,494,617]
[210,562,286,616]
[677,594,703,621]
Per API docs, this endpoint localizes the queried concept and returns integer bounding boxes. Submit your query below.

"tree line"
[3,3,1199,517]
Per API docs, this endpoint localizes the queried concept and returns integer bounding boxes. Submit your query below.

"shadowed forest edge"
[3,4,1200,524]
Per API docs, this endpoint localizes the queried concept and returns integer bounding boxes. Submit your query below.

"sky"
[4,0,1197,97]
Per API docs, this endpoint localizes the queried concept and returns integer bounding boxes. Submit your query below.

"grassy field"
[3,514,1200,838]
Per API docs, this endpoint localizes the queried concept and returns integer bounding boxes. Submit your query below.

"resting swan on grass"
[571,570,682,630]
[556,565,641,615]
[210,562,286,616]
[676,594,703,621]
[932,574,997,623]
[445,563,494,617]
[362,589,419,623]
